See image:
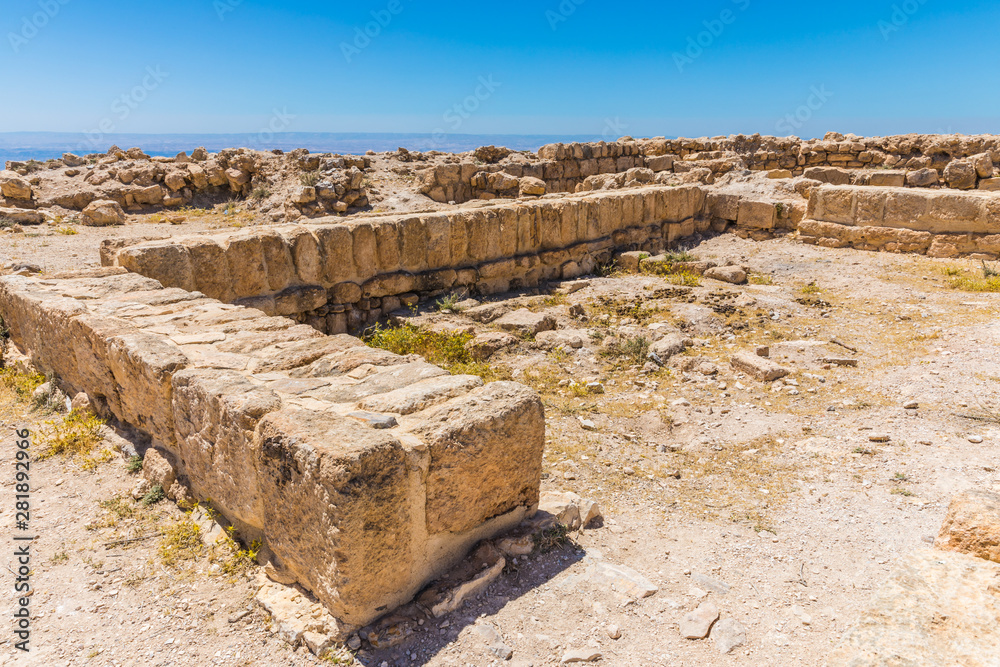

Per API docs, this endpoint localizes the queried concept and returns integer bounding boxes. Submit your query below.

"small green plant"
[250,186,272,201]
[852,446,875,456]
[55,226,78,235]
[300,170,322,187]
[601,335,650,365]
[892,472,910,482]
[364,323,475,368]
[749,273,774,285]
[662,249,695,263]
[947,262,1000,292]
[535,524,571,552]
[159,516,204,567]
[775,202,785,217]
[142,485,166,507]
[665,271,702,287]
[126,455,144,474]
[36,409,106,460]
[801,281,821,294]
[0,217,15,229]
[983,261,1000,278]
[50,551,69,564]
[435,292,464,312]
[890,487,914,497]
[0,368,45,403]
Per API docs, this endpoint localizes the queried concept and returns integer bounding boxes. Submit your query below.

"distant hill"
[0,132,604,166]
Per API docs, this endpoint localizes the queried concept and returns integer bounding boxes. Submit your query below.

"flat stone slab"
[826,549,1000,666]
[731,351,791,382]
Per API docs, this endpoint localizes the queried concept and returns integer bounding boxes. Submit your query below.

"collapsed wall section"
[105,185,709,332]
[799,185,1000,257]
[0,271,544,633]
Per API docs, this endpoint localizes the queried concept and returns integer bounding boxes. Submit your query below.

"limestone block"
[730,351,790,382]
[867,170,906,187]
[222,233,269,298]
[737,200,777,230]
[706,193,740,221]
[413,382,544,535]
[254,407,413,627]
[183,237,234,303]
[117,242,197,293]
[81,199,126,226]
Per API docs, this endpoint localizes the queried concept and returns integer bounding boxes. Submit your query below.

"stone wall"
[0,271,544,634]
[106,185,710,332]
[799,185,1000,257]
[2,147,372,221]
[418,133,1000,204]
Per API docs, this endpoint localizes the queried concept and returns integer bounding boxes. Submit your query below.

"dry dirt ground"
[3,229,1000,667]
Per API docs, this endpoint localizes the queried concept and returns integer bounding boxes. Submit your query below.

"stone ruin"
[6,132,1000,657]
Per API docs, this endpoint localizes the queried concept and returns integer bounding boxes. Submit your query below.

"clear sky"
[3,0,999,139]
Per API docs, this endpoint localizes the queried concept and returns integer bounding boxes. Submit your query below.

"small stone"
[903,400,919,410]
[347,635,362,651]
[869,434,891,443]
[606,624,621,640]
[680,602,720,639]
[711,618,747,654]
[579,418,597,431]
[586,381,605,394]
[969,436,984,444]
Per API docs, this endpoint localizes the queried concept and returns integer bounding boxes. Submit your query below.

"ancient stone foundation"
[0,271,545,634]
[103,185,710,332]
[800,185,1000,257]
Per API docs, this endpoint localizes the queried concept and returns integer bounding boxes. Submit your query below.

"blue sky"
[2,0,999,139]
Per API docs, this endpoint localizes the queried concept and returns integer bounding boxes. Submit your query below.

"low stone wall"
[0,271,544,634]
[106,185,710,332]
[419,134,1000,204]
[799,185,1000,257]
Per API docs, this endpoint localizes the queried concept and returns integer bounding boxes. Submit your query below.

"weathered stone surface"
[519,176,546,196]
[936,489,1000,563]
[711,618,747,654]
[0,170,32,199]
[704,265,747,284]
[731,351,791,381]
[906,168,939,187]
[465,331,518,360]
[649,334,692,362]
[81,199,126,226]
[804,166,851,185]
[826,550,1000,666]
[495,309,557,336]
[0,207,45,225]
[944,160,978,190]
[680,602,720,639]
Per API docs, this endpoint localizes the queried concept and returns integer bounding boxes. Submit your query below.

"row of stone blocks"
[800,185,1000,257]
[0,271,545,635]
[107,186,708,321]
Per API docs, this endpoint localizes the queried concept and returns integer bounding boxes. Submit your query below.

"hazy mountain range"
[0,132,606,166]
